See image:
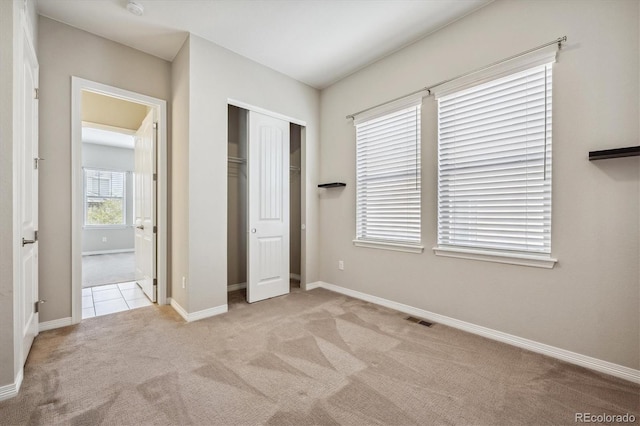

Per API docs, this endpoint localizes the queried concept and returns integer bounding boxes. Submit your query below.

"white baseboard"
[227,282,246,292]
[0,369,22,401]
[82,249,134,256]
[39,317,73,332]
[305,281,322,290]
[170,298,228,322]
[315,281,640,384]
[290,273,301,281]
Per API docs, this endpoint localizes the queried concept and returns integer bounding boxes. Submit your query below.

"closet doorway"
[227,104,304,305]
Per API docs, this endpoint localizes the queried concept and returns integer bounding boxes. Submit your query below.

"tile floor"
[82,281,153,319]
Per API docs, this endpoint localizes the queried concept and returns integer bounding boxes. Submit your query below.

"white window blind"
[356,104,421,246]
[437,63,552,255]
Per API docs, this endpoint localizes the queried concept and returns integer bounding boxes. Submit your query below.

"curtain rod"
[346,35,567,120]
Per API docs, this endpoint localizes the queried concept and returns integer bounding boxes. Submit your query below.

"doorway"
[227,104,304,306]
[71,78,168,323]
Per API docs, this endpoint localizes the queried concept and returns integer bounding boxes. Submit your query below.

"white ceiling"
[83,127,135,149]
[36,0,492,89]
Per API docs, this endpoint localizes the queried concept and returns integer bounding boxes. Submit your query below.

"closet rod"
[228,156,300,172]
[346,35,567,120]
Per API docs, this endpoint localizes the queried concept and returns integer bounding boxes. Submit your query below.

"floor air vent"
[406,316,434,327]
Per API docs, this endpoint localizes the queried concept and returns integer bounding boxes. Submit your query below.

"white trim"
[170,298,228,322]
[305,281,322,290]
[72,77,169,326]
[353,239,424,254]
[352,90,427,125]
[290,273,301,281]
[39,317,73,332]
[11,4,24,399]
[0,369,23,402]
[227,282,246,292]
[82,225,131,230]
[433,246,557,269]
[82,249,134,256]
[227,98,306,127]
[313,281,640,384]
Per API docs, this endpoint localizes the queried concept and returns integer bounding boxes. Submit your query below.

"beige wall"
[319,0,640,369]
[82,91,148,130]
[38,17,171,322]
[170,37,189,308]
[175,35,320,313]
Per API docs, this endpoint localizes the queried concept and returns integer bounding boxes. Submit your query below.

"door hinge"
[153,226,157,234]
[34,230,38,242]
[34,88,39,100]
[153,122,158,130]
[153,173,157,181]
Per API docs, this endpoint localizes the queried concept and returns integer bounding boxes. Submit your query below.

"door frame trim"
[70,77,168,324]
[227,98,307,127]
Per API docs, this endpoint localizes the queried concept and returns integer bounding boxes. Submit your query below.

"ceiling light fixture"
[126,1,144,16]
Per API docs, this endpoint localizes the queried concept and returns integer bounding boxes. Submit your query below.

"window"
[84,169,126,226]
[353,97,423,253]
[435,62,555,267]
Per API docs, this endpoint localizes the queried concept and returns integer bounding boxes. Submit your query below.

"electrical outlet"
[102,237,107,243]
[338,260,344,270]
[182,276,186,289]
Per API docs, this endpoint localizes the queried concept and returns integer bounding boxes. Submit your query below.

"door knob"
[136,225,144,230]
[22,238,36,246]
[251,228,257,233]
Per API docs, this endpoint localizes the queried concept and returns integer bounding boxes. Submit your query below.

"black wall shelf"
[318,182,346,188]
[589,146,640,161]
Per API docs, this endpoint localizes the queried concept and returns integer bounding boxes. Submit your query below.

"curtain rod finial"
[558,35,567,49]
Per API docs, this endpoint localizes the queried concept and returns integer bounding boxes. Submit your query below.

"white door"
[247,111,290,303]
[134,110,156,302]
[20,32,39,364]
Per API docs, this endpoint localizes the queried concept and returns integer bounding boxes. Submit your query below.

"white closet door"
[135,110,156,302]
[247,111,290,303]
[20,28,39,364]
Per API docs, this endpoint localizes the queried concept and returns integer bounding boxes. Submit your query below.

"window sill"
[433,246,557,269]
[83,225,129,230]
[353,239,424,254]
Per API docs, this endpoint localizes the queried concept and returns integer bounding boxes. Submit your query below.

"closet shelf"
[589,145,640,161]
[318,182,346,188]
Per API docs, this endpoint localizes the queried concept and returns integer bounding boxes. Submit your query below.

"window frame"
[432,50,558,268]
[83,167,128,229]
[352,93,425,254]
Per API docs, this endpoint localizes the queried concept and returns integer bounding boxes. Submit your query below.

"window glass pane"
[84,169,126,226]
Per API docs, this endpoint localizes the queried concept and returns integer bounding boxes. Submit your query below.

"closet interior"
[227,105,302,304]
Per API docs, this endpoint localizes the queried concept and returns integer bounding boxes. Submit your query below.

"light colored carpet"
[82,252,135,288]
[0,287,637,425]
